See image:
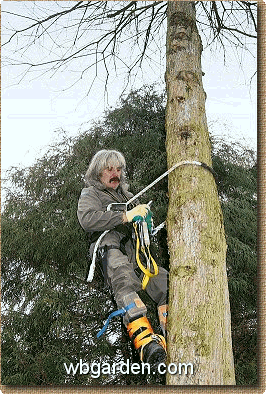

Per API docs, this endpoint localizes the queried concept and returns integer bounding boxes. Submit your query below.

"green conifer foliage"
[212,139,257,384]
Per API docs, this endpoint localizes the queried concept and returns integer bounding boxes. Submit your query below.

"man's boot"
[158,304,168,337]
[127,316,166,367]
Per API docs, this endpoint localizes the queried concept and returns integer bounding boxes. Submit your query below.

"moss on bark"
[165,1,235,385]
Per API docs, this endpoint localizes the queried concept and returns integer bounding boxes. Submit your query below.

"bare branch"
[107,1,136,18]
[2,0,256,97]
[2,1,85,46]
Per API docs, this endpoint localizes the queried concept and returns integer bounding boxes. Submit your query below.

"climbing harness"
[87,160,216,282]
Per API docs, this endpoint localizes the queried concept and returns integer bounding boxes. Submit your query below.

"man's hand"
[124,204,149,223]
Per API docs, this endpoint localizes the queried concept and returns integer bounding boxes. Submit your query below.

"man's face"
[100,164,122,189]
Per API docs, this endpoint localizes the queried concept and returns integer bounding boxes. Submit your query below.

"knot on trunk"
[176,71,200,86]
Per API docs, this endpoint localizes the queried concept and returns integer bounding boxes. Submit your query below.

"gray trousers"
[95,230,169,326]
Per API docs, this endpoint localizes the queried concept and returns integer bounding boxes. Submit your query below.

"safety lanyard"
[133,222,158,290]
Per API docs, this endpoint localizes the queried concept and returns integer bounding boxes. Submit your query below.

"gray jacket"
[77,179,136,254]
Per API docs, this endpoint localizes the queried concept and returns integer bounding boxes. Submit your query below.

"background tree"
[2,86,257,386]
[2,1,257,385]
[1,87,168,386]
[211,136,257,384]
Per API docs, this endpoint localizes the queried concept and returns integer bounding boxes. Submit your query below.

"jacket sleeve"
[77,188,124,232]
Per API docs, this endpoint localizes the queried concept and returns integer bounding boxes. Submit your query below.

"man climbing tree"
[77,149,168,369]
[2,0,257,385]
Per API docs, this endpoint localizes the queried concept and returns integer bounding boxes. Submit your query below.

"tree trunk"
[165,1,235,385]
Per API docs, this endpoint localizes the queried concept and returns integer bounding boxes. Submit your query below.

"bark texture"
[165,1,235,385]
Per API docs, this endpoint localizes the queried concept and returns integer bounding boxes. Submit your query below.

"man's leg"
[106,248,147,324]
[106,248,166,366]
[145,266,169,337]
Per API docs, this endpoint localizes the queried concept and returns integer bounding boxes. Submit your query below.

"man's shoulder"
[80,185,99,198]
[80,186,92,193]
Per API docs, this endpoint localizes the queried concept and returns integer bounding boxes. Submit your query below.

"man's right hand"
[125,204,149,223]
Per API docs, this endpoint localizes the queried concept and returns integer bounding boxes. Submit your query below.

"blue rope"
[97,302,136,338]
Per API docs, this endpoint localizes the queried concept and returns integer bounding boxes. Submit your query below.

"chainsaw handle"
[106,202,128,211]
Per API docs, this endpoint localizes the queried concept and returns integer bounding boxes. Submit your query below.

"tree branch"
[2,1,256,96]
[107,1,136,18]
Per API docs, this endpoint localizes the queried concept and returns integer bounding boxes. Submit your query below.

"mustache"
[110,176,120,183]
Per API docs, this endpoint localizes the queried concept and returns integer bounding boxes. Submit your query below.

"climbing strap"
[97,302,136,338]
[126,160,216,207]
[133,221,158,290]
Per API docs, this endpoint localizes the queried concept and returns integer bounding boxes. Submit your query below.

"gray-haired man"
[77,149,168,366]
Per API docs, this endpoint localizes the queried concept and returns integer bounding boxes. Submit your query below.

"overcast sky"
[2,1,257,184]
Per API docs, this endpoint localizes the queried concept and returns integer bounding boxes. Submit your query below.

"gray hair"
[85,149,127,186]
